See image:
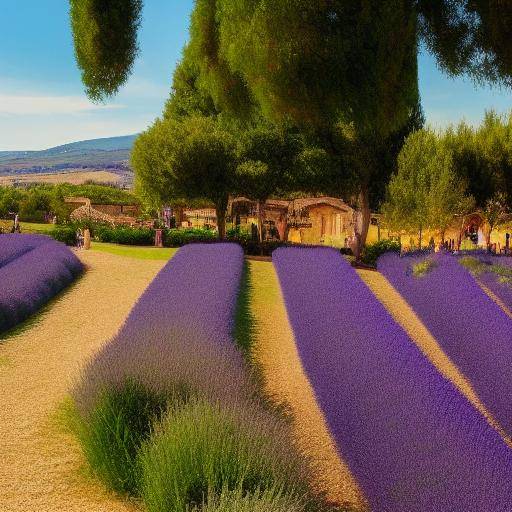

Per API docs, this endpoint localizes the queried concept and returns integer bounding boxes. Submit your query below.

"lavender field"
[74,244,317,511]
[274,247,512,512]
[379,252,512,439]
[0,234,83,333]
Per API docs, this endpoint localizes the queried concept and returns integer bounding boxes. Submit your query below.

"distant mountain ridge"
[0,135,138,176]
[0,134,137,160]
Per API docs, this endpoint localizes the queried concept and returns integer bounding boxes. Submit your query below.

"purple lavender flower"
[0,234,83,333]
[74,243,248,415]
[379,251,512,440]
[274,247,512,512]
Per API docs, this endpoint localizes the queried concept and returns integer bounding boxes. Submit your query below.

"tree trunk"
[216,205,227,240]
[257,199,265,243]
[354,187,371,261]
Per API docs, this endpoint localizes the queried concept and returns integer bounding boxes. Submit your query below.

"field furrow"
[357,269,511,445]
[379,252,512,438]
[0,250,166,512]
[249,260,366,510]
[274,247,512,512]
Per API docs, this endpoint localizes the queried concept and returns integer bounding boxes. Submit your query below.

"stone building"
[230,196,357,246]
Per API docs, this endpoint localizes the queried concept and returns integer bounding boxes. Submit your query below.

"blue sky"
[1,1,511,151]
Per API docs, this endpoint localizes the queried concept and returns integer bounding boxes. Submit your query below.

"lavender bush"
[379,251,512,439]
[74,243,248,416]
[0,235,83,333]
[274,247,512,512]
[73,244,316,509]
[0,234,51,268]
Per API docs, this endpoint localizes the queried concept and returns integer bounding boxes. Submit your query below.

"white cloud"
[0,94,123,115]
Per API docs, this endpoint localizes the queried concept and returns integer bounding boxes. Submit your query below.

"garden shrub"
[76,380,168,495]
[138,399,314,512]
[192,487,306,512]
[49,225,78,246]
[94,225,155,246]
[361,239,401,266]
[163,228,216,247]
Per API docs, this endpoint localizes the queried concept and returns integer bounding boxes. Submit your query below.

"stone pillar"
[83,229,91,250]
[154,229,163,248]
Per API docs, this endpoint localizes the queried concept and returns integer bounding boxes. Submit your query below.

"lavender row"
[467,255,512,312]
[274,247,512,512]
[0,236,83,333]
[0,234,50,269]
[379,252,512,439]
[74,243,248,415]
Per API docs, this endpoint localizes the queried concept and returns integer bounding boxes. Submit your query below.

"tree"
[131,116,237,239]
[70,1,512,251]
[481,192,509,250]
[70,0,143,102]
[383,129,473,248]
[234,123,301,241]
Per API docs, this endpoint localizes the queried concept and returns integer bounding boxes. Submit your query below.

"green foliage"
[418,1,512,87]
[190,487,307,512]
[69,0,143,102]
[138,399,313,512]
[163,228,217,247]
[383,129,474,239]
[49,225,78,246]
[132,116,237,238]
[215,1,419,136]
[412,258,437,277]
[76,380,167,495]
[361,239,401,267]
[94,225,155,246]
[445,111,512,210]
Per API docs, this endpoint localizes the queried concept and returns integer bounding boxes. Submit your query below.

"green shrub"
[361,239,401,266]
[163,228,217,247]
[76,380,167,495]
[192,487,307,512]
[49,225,78,246]
[138,399,313,512]
[412,258,437,277]
[94,226,155,246]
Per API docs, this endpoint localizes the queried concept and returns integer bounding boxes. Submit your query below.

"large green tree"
[70,1,512,250]
[132,116,237,238]
[383,129,473,247]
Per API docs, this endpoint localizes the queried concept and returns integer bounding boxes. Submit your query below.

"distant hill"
[0,135,138,180]
[0,135,136,160]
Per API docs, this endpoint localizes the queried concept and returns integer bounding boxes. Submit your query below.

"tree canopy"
[383,129,473,245]
[70,0,143,102]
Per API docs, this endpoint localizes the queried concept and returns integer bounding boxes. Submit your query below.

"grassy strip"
[90,242,177,260]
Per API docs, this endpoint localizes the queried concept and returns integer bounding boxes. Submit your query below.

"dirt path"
[248,261,367,511]
[0,250,166,512]
[358,269,512,447]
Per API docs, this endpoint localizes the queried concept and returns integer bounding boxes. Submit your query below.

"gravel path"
[249,261,367,510]
[0,250,166,512]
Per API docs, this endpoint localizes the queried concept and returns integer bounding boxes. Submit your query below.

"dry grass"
[0,170,121,186]
[357,269,512,447]
[0,250,165,512]
[248,261,367,511]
